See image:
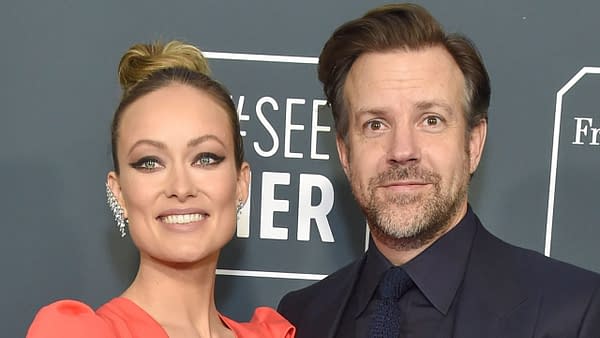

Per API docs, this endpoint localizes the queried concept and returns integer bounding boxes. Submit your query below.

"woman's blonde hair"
[110,40,244,173]
[118,41,211,97]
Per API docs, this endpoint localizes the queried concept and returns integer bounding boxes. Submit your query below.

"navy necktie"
[369,267,414,338]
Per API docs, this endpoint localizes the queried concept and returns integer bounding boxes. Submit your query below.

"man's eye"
[424,116,441,126]
[367,120,383,130]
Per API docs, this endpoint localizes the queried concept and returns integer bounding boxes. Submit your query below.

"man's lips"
[379,180,431,187]
[378,181,432,191]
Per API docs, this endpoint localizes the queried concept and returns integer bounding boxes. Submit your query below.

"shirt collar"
[354,206,478,317]
[353,236,392,318]
[403,206,477,314]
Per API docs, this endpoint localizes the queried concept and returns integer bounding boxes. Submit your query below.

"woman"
[27,41,295,338]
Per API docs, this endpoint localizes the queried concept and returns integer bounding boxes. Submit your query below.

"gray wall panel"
[2,1,599,336]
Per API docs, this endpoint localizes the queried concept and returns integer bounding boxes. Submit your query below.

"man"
[278,3,600,337]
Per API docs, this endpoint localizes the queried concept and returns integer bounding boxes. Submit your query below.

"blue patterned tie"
[369,267,413,338]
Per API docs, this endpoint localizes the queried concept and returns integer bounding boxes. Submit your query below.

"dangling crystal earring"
[105,183,128,237]
[236,199,244,222]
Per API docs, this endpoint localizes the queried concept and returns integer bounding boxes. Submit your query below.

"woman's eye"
[130,157,163,171]
[194,153,224,167]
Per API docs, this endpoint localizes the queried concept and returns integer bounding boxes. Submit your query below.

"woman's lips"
[157,209,209,231]
[159,213,206,224]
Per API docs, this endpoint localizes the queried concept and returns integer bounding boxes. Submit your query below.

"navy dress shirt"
[335,208,478,338]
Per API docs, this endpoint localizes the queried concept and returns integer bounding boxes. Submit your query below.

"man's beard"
[352,163,469,250]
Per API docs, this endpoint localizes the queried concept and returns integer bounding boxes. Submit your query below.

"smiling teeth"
[161,214,205,224]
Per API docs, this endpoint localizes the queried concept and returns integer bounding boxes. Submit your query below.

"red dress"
[27,298,295,338]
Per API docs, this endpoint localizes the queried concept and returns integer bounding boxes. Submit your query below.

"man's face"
[338,46,486,249]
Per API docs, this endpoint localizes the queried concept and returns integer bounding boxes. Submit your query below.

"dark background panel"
[551,74,600,273]
[2,1,599,336]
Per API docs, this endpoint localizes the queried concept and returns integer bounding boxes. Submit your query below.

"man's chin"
[377,201,423,219]
[368,211,445,250]
[370,224,434,251]
[378,192,425,206]
[380,218,424,237]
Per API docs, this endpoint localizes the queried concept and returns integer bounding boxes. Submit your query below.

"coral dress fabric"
[27,297,295,338]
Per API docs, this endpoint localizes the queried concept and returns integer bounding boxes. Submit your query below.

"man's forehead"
[343,48,467,114]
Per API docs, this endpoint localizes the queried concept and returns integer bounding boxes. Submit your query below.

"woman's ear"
[236,162,251,205]
[106,171,127,218]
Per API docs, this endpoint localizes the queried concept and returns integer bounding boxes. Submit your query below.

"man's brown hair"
[318,3,490,141]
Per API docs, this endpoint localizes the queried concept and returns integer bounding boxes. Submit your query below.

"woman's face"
[108,83,249,264]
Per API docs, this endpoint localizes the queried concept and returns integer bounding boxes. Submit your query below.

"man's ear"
[336,134,350,177]
[468,119,487,174]
[107,171,128,218]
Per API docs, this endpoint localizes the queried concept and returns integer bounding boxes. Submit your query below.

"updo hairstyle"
[111,40,244,173]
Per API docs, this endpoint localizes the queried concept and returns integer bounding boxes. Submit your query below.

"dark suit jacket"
[278,217,600,337]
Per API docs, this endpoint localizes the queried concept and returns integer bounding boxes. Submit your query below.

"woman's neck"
[122,252,233,337]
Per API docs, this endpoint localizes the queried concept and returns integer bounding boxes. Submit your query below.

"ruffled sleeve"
[221,307,295,338]
[27,300,114,338]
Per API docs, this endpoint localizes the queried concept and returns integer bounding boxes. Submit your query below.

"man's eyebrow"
[353,107,387,116]
[415,100,454,114]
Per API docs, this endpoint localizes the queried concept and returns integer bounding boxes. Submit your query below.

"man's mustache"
[371,165,441,186]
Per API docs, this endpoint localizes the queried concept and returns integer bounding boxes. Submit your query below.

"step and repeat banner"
[1,1,599,336]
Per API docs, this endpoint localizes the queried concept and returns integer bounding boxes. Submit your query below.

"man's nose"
[386,124,420,166]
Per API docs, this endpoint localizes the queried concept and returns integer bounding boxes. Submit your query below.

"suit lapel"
[452,219,539,338]
[317,255,366,338]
